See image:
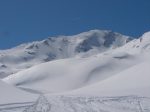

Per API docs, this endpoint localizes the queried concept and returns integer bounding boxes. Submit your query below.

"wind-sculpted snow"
[4,51,139,94]
[22,95,150,112]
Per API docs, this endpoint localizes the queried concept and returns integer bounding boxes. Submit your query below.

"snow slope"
[0,80,37,105]
[66,60,150,97]
[3,51,139,94]
[3,31,150,97]
[115,31,150,54]
[0,30,131,78]
[66,32,150,97]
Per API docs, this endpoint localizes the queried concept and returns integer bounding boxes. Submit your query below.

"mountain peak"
[141,31,150,39]
[0,30,132,78]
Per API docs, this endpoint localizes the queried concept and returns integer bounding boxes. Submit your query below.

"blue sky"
[0,0,150,49]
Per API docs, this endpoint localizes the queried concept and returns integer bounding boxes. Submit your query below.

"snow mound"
[67,60,150,97]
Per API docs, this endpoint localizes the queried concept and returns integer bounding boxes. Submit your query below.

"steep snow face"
[0,30,131,78]
[0,80,37,104]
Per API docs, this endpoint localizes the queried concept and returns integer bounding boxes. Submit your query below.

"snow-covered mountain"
[1,30,150,112]
[0,30,131,78]
[3,31,150,97]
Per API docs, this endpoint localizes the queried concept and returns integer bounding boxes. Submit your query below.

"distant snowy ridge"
[0,30,131,78]
[116,31,150,54]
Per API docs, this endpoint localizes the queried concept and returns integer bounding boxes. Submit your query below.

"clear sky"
[0,0,150,49]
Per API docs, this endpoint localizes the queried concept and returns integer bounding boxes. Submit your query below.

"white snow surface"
[2,95,150,112]
[23,95,150,112]
[3,51,139,93]
[0,80,37,105]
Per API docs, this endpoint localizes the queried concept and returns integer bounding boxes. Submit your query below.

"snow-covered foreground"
[0,80,37,105]
[0,102,33,112]
[1,95,150,112]
[34,95,150,112]
[0,80,37,112]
